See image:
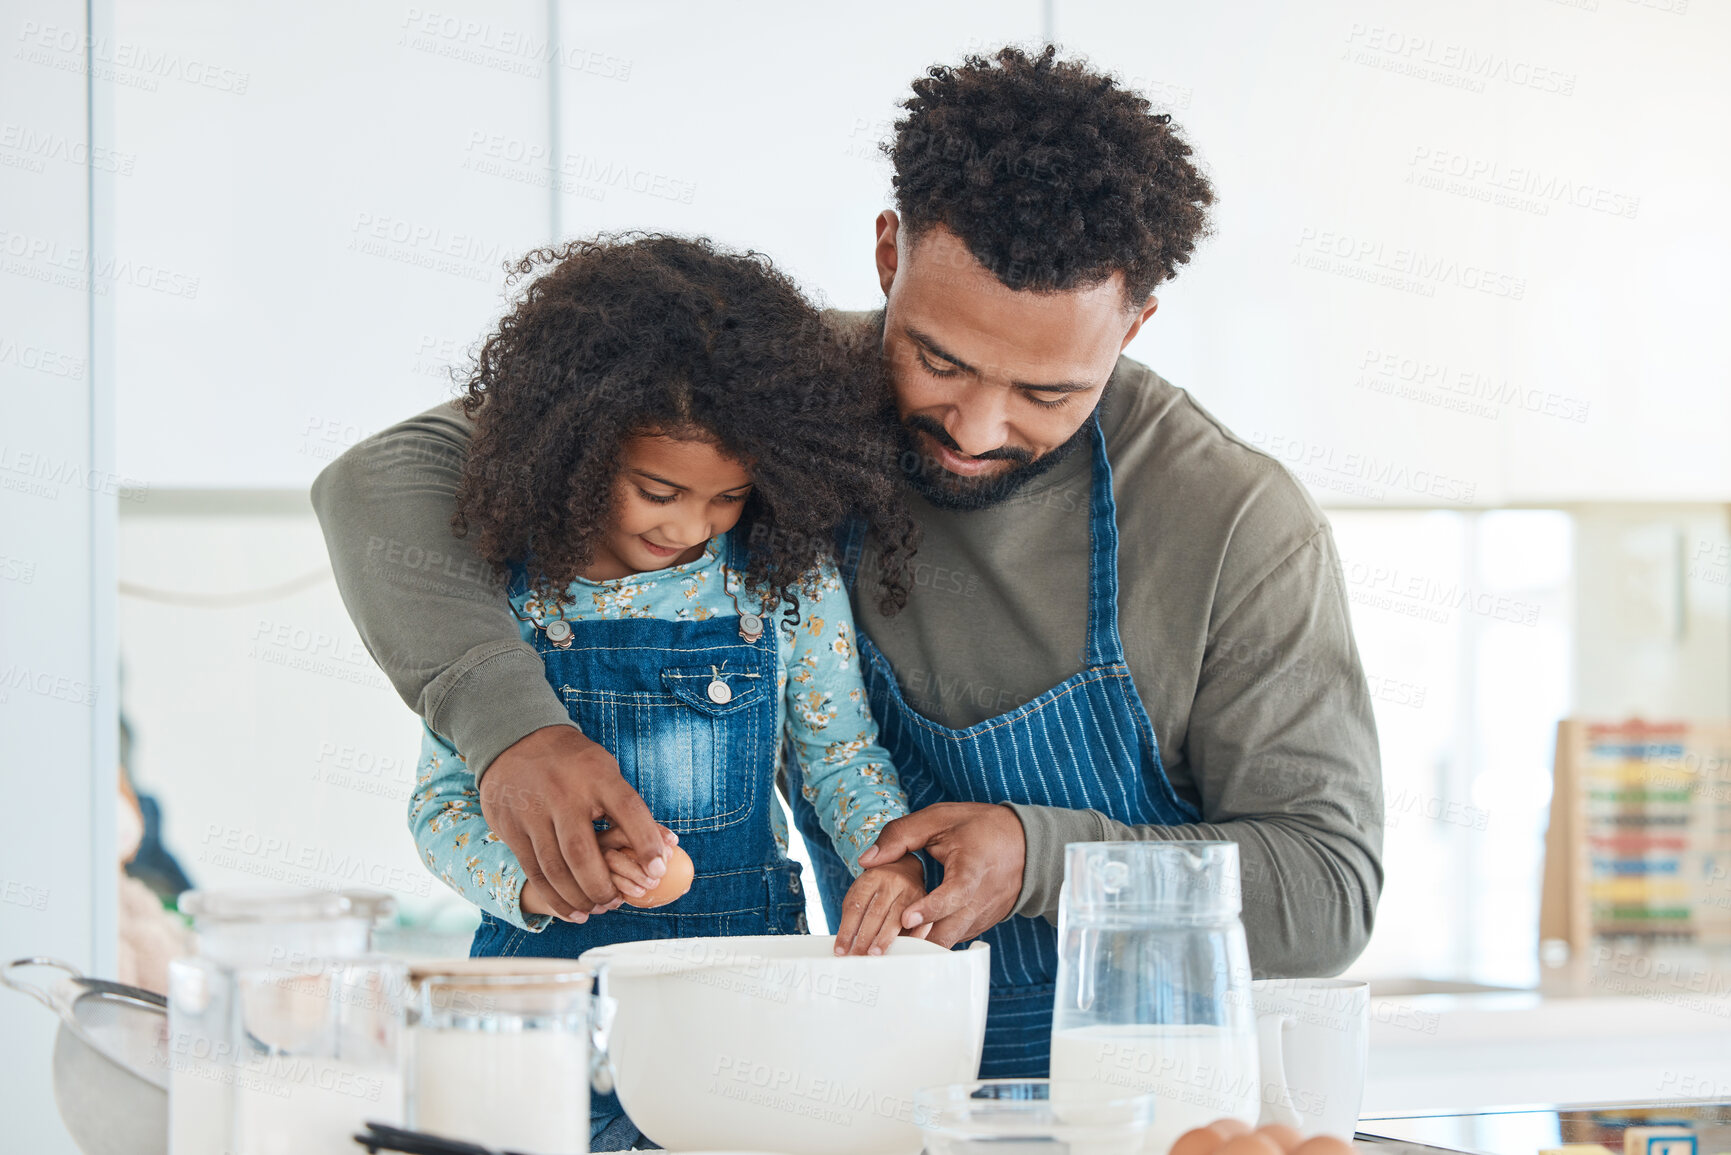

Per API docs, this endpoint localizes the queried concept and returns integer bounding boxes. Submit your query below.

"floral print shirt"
[408,540,909,931]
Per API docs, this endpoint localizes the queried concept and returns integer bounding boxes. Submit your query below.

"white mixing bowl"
[580,934,990,1155]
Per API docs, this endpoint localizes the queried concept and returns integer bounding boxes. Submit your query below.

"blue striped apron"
[789,418,1199,1077]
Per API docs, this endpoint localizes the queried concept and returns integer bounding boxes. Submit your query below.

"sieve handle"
[1,955,82,1014]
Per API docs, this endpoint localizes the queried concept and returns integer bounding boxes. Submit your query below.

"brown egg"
[1170,1127,1229,1155]
[1292,1136,1357,1155]
[624,845,695,908]
[1208,1119,1254,1139]
[1215,1132,1285,1155]
[1256,1124,1305,1153]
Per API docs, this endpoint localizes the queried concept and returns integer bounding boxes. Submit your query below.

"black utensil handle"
[353,1120,536,1155]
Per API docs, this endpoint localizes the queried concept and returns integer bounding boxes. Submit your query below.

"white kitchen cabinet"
[550,1,1046,310]
[111,0,550,488]
[1057,0,1731,506]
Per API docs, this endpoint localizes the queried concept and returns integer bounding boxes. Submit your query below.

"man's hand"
[479,725,674,920]
[832,856,928,957]
[855,802,1026,948]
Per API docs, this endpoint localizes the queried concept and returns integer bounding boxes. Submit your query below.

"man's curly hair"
[886,45,1215,302]
[451,233,917,623]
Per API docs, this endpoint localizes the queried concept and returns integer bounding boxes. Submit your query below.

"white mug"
[1251,978,1369,1138]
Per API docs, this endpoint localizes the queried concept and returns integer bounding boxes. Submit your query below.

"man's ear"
[875,210,901,297]
[1121,296,1158,349]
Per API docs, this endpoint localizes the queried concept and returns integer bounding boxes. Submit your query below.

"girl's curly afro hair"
[451,233,917,624]
[886,44,1215,302]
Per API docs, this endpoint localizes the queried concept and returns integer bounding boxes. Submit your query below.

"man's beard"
[894,408,1097,512]
[859,307,1102,512]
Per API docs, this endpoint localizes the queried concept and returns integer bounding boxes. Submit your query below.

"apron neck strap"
[1082,417,1127,668]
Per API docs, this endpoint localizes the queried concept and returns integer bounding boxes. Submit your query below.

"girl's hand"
[595,824,678,902]
[480,726,670,919]
[833,855,929,957]
[521,877,621,918]
[520,821,676,919]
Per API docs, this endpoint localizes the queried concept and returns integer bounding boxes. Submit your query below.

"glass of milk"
[1049,842,1260,1155]
[408,960,597,1154]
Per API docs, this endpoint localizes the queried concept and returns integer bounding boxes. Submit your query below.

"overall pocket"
[560,663,766,834]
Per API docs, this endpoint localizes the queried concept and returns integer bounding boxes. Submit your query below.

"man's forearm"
[310,403,573,777]
[1006,803,1380,978]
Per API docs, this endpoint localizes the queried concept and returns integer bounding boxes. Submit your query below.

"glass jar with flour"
[407,958,601,1153]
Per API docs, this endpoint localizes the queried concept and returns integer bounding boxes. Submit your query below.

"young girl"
[406,234,925,1145]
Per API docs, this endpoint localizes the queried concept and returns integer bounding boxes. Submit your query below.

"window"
[1333,510,1573,988]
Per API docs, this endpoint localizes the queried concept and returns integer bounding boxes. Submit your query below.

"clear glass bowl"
[915,1079,1158,1154]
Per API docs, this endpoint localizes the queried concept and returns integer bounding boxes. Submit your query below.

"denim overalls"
[790,418,1199,1078]
[470,530,806,1148]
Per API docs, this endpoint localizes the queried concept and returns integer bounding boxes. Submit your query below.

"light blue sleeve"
[408,724,551,932]
[779,558,910,877]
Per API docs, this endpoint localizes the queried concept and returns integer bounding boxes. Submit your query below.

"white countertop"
[1364,983,1731,1116]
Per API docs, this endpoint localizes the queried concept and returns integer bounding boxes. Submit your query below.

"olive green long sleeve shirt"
[310,342,1383,977]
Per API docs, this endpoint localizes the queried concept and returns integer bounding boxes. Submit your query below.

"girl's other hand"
[833,855,928,957]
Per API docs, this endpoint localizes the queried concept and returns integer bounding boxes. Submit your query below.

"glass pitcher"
[167,888,406,1155]
[1050,842,1260,1154]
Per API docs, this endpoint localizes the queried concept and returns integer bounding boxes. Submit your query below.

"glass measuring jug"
[1049,842,1260,1154]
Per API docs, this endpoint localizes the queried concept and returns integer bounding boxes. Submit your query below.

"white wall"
[1,1,116,1150]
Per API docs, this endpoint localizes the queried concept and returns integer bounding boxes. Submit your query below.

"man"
[313,46,1382,1077]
